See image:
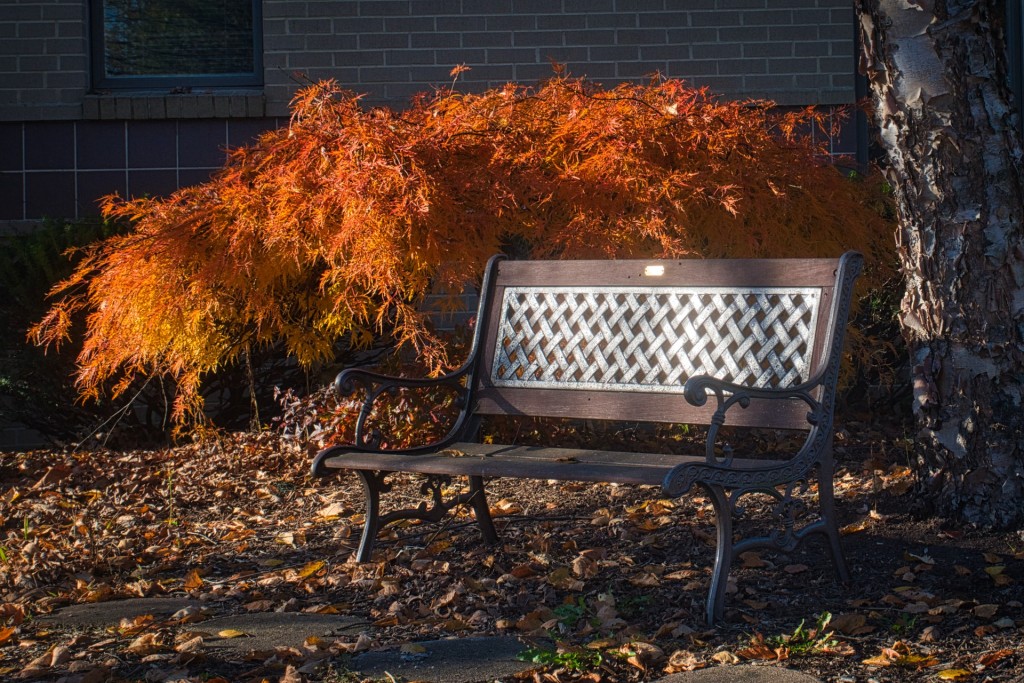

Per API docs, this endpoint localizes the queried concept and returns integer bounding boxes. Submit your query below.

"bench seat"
[318,443,785,486]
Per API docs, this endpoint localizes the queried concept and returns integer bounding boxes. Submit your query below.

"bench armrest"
[683,373,826,433]
[663,373,831,496]
[324,364,476,456]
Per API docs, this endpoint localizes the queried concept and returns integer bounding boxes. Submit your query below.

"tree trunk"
[855,0,1024,527]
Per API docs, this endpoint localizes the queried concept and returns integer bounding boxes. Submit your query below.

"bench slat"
[320,443,784,486]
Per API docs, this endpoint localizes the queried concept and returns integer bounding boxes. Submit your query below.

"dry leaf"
[183,570,204,591]
[118,614,157,636]
[0,626,16,645]
[490,499,522,516]
[629,572,661,587]
[441,618,471,632]
[863,652,892,667]
[217,629,248,639]
[783,564,808,574]
[664,649,705,673]
[622,642,665,670]
[972,604,998,619]
[546,567,584,591]
[830,613,867,634]
[279,664,302,683]
[737,636,786,662]
[711,650,739,665]
[297,559,326,579]
[840,518,871,535]
[335,633,373,653]
[978,648,1014,668]
[126,633,163,656]
[174,636,204,653]
[510,564,537,579]
[739,551,767,568]
[317,502,346,518]
[0,604,26,626]
[572,554,599,578]
[904,602,931,614]
[936,669,972,680]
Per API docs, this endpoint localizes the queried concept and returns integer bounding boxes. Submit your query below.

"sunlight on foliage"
[30,75,895,428]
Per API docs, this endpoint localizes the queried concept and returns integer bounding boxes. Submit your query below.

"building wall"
[0,0,858,228]
[261,0,857,112]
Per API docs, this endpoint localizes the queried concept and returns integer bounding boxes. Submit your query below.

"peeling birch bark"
[855,0,1024,526]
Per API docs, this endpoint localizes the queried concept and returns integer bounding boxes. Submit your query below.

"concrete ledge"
[82,91,266,120]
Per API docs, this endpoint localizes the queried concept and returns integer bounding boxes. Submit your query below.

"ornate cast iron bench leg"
[468,475,498,544]
[699,463,850,623]
[704,483,734,624]
[816,459,851,584]
[352,471,499,563]
[355,470,389,563]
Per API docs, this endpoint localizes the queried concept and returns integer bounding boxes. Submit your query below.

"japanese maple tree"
[32,74,893,427]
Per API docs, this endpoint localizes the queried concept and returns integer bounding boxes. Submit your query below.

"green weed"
[553,598,588,629]
[767,612,841,656]
[518,646,602,671]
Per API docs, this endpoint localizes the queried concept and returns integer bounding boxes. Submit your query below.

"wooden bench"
[312,252,863,623]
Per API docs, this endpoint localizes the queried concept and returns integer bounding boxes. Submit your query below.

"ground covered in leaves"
[1,424,1022,682]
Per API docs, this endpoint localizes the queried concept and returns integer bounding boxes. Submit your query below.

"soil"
[0,422,1022,682]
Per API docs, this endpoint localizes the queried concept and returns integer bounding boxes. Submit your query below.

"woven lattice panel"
[491,287,821,393]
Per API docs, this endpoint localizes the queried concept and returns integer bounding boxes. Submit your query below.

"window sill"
[83,90,265,120]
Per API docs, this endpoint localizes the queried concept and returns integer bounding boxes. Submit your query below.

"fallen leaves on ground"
[0,428,1022,681]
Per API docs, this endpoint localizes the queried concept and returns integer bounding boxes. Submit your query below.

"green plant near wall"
[0,217,126,323]
[0,217,128,444]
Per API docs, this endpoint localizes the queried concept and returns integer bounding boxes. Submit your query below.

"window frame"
[89,0,264,91]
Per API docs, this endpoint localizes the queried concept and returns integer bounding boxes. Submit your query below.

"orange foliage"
[31,76,894,427]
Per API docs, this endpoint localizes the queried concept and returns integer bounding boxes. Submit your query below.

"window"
[90,0,262,89]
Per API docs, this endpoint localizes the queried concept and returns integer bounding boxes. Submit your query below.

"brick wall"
[0,0,858,227]
[0,0,89,122]
[261,0,857,115]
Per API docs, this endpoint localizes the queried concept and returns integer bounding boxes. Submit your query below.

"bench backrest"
[468,253,863,430]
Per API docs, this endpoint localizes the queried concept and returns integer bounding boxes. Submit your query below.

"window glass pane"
[102,0,254,77]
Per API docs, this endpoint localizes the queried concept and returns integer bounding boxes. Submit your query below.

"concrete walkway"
[655,667,821,683]
[40,598,821,682]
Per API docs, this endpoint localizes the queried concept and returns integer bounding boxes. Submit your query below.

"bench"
[312,251,863,623]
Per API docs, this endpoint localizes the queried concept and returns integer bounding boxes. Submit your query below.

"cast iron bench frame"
[312,252,862,623]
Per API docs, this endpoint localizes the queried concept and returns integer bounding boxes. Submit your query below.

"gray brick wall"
[0,0,89,121]
[0,0,858,226]
[0,0,856,121]
[262,0,856,115]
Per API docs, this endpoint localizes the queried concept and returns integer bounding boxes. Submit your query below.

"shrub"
[31,74,895,430]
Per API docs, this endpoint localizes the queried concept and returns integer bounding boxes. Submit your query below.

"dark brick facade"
[1,0,859,228]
